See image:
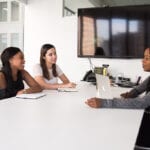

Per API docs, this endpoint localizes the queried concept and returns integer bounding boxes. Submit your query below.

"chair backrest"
[134,106,150,150]
[82,70,96,83]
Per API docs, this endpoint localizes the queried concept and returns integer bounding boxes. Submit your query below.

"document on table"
[16,92,46,99]
[58,87,78,92]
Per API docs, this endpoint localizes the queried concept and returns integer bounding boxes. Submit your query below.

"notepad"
[58,87,78,92]
[16,93,46,99]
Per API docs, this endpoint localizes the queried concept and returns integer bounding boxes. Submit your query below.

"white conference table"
[0,82,144,150]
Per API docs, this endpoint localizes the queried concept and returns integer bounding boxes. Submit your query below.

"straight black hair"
[1,47,22,82]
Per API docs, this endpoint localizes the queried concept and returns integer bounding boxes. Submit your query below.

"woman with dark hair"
[85,48,150,109]
[33,44,76,89]
[0,47,42,99]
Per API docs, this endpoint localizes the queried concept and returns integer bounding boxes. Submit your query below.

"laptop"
[95,74,113,99]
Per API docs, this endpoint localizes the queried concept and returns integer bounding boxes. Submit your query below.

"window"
[64,6,75,16]
[0,2,7,22]
[0,33,7,53]
[0,0,24,54]
[82,16,95,55]
[11,1,19,21]
[11,33,19,47]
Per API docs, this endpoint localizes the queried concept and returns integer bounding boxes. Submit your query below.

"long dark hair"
[1,47,22,82]
[40,44,57,80]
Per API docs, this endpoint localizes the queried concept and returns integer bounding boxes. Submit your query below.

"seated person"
[33,44,76,89]
[85,48,150,109]
[0,47,42,99]
[95,47,105,56]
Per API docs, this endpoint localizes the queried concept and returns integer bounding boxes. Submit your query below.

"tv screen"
[78,5,150,58]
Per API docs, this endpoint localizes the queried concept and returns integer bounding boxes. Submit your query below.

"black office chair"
[134,106,150,150]
[82,70,96,83]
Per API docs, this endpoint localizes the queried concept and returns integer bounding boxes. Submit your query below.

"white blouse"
[33,64,63,84]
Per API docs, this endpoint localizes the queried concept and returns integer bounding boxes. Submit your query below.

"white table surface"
[0,82,144,150]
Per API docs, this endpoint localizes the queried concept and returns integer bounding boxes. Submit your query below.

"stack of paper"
[16,93,46,99]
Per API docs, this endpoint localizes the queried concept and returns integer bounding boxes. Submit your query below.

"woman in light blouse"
[33,44,76,90]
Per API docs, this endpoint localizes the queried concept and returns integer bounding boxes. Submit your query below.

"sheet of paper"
[58,87,78,92]
[16,93,46,99]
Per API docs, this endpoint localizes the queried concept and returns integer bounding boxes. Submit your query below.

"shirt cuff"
[100,99,113,108]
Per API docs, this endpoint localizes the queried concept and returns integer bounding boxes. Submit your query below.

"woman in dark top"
[85,48,150,109]
[0,47,42,99]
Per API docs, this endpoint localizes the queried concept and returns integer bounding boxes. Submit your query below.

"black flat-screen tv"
[78,5,150,58]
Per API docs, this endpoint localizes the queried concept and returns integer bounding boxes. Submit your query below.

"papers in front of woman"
[16,92,46,99]
[57,87,78,92]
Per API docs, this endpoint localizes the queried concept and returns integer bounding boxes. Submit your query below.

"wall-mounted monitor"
[78,5,150,58]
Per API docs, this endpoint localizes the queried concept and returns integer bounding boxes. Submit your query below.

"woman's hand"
[85,97,101,108]
[16,89,25,95]
[22,70,43,93]
[63,82,76,88]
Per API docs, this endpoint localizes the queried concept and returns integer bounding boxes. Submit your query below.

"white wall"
[24,0,149,83]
